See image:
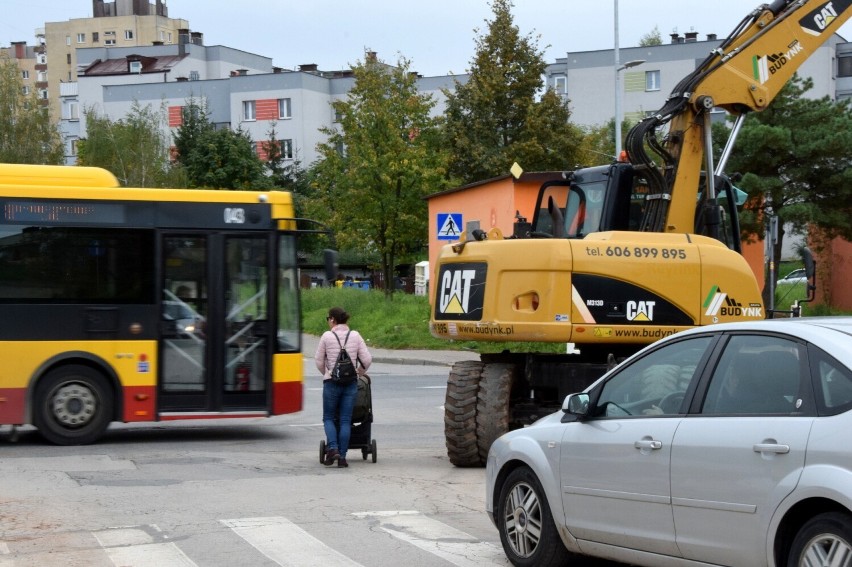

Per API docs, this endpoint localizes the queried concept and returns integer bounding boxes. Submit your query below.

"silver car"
[486,317,852,567]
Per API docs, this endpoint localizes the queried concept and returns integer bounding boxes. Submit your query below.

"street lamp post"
[613,0,644,159]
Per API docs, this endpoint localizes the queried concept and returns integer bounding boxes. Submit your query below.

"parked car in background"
[486,317,852,567]
[777,268,807,285]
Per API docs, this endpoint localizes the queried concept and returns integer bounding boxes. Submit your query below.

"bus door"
[159,234,271,413]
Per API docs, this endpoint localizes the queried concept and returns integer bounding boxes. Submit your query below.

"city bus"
[0,164,327,444]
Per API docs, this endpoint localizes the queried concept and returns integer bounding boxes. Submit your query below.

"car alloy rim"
[51,382,98,427]
[801,533,852,566]
[504,481,543,558]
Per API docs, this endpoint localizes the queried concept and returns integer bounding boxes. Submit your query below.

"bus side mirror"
[323,249,339,285]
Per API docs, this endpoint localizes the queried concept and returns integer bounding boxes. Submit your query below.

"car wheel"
[497,466,569,567]
[444,360,485,467]
[788,512,852,567]
[476,363,517,462]
[34,365,113,446]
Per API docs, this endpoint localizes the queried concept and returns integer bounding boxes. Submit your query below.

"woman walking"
[315,306,372,468]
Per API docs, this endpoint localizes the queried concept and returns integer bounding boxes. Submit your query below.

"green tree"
[639,26,663,47]
[173,97,269,189]
[78,101,180,187]
[313,54,450,297]
[443,0,585,184]
[726,75,852,295]
[0,57,63,164]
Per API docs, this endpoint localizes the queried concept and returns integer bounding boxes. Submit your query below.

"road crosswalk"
[0,511,509,567]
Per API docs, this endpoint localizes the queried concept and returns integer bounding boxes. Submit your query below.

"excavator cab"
[527,163,745,253]
[529,163,637,239]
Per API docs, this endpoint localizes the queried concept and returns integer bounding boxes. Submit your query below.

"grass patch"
[300,287,564,353]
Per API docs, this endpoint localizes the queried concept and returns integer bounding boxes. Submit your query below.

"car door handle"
[753,443,790,454]
[634,439,663,450]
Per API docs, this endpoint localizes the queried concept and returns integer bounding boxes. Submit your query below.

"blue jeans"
[322,379,358,458]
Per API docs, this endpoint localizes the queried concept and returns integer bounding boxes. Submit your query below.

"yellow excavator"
[432,0,851,466]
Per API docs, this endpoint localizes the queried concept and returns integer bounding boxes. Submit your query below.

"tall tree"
[443,0,584,184]
[726,75,852,296]
[312,54,450,297]
[173,97,269,189]
[78,101,180,187]
[0,58,63,164]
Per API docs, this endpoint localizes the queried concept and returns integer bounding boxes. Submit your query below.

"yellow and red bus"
[0,164,322,444]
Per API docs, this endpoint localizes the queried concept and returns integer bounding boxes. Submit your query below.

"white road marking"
[353,511,508,567]
[222,517,363,567]
[94,527,197,567]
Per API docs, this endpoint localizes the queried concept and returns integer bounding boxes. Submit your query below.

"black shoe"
[338,457,348,468]
[323,449,339,466]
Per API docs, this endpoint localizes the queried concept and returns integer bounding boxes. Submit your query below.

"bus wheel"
[35,365,113,445]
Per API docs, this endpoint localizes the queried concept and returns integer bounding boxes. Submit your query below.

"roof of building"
[81,54,186,76]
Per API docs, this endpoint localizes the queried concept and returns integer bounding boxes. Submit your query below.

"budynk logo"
[752,40,803,84]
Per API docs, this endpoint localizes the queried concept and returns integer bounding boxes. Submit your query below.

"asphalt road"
[0,360,510,567]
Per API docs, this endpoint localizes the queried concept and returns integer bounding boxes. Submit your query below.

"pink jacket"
[315,325,372,380]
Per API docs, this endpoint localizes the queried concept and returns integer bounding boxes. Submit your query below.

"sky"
[2,0,852,76]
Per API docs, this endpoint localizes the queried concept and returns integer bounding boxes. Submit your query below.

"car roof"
[675,316,852,337]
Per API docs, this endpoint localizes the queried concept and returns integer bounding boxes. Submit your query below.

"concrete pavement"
[301,334,479,367]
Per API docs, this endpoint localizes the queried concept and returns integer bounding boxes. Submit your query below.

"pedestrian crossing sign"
[437,213,462,241]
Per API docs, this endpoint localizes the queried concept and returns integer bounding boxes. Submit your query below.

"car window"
[808,344,852,416]
[701,335,807,415]
[594,336,713,417]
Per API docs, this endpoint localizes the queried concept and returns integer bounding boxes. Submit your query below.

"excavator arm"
[628,0,852,236]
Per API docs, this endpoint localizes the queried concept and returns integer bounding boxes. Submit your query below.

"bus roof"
[0,164,293,206]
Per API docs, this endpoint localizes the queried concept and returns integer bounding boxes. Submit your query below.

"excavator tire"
[476,363,516,463]
[444,360,485,467]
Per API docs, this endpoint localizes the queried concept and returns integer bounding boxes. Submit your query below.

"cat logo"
[434,262,486,321]
[627,300,656,322]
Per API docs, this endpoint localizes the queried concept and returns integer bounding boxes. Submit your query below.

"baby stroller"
[319,374,377,463]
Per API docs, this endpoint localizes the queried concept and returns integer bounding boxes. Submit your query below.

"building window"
[70,139,78,156]
[251,142,259,155]
[160,31,165,41]
[22,86,29,95]
[65,102,79,121]
[129,61,142,74]
[168,32,173,43]
[278,98,292,119]
[125,30,134,40]
[105,39,116,46]
[67,53,71,64]
[189,70,200,81]
[37,71,47,82]
[92,32,99,43]
[66,35,71,46]
[76,33,86,44]
[646,70,661,91]
[37,53,46,65]
[281,139,294,159]
[39,89,48,100]
[554,76,567,94]
[839,56,852,77]
[21,70,29,80]
[243,100,256,121]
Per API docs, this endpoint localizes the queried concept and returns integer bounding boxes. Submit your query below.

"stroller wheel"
[319,440,326,464]
[371,439,377,463]
[362,447,368,460]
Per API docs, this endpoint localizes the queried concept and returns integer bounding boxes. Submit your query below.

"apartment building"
[65,41,465,167]
[546,31,850,129]
[43,0,188,120]
[0,40,43,102]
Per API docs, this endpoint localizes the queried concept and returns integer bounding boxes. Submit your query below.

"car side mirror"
[562,393,590,422]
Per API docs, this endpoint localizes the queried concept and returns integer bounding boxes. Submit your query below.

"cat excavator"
[431,0,850,466]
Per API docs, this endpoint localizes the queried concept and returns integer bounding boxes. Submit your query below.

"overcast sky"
[2,0,852,76]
